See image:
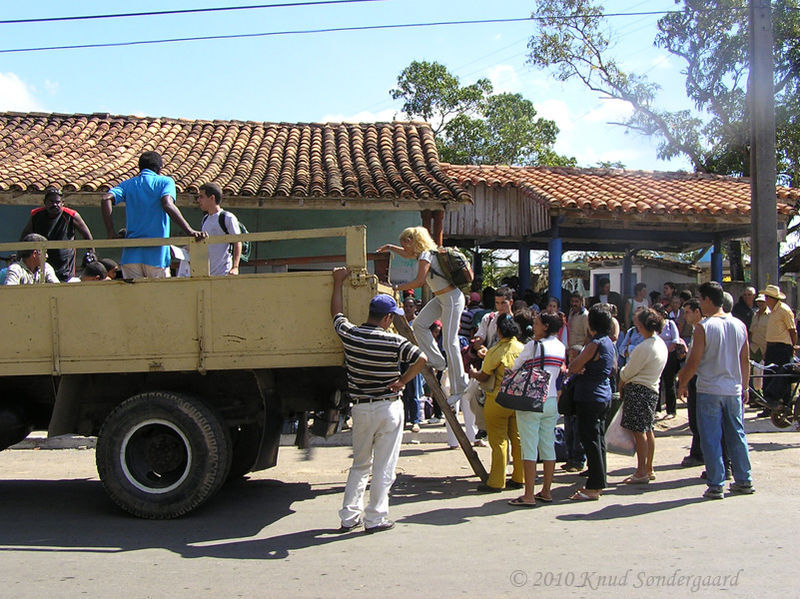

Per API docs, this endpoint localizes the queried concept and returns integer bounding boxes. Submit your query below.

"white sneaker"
[411,423,421,433]
[428,417,442,424]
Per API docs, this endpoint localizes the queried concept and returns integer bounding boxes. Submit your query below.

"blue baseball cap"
[370,294,404,316]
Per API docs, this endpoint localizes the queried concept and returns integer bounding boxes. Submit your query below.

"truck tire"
[96,391,231,519]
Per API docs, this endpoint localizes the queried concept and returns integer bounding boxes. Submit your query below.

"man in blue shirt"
[100,151,204,278]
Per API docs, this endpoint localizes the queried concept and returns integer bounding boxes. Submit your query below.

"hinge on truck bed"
[349,270,371,287]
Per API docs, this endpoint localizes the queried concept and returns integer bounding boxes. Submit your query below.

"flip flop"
[508,497,536,508]
[534,492,553,503]
[622,475,650,484]
[569,490,599,501]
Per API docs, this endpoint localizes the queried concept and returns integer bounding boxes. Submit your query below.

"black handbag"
[558,377,576,416]
[495,341,549,412]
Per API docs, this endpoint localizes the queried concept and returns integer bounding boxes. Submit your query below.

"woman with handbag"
[468,314,524,491]
[507,312,566,507]
[618,308,668,484]
[566,304,616,501]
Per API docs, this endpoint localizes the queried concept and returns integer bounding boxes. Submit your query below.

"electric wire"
[0,0,385,25]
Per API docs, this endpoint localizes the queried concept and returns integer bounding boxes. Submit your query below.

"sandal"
[508,497,536,508]
[534,491,553,503]
[569,490,599,501]
[622,474,650,485]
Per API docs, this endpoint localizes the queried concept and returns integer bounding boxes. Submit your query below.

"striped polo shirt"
[333,313,423,401]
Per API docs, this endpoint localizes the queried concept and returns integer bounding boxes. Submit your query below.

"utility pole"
[749,0,778,288]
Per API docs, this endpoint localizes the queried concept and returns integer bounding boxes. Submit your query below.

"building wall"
[588,265,697,296]
[1,204,419,269]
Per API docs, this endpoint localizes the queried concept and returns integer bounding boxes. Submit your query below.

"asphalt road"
[1,415,798,599]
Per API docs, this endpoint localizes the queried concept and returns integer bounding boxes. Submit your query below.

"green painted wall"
[1,204,419,268]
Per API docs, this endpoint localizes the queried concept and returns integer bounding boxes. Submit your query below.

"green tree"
[527,0,800,183]
[391,60,576,166]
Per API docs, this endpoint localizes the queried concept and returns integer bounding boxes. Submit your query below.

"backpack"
[210,211,252,263]
[430,246,474,293]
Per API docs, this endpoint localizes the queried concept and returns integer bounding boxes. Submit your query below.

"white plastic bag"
[605,407,635,455]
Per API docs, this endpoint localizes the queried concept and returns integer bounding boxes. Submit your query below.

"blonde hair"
[398,226,438,257]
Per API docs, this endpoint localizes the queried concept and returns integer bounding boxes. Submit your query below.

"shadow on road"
[556,496,706,521]
[0,477,350,560]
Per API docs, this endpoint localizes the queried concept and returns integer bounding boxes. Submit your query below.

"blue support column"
[548,236,562,301]
[711,238,723,283]
[519,243,531,291]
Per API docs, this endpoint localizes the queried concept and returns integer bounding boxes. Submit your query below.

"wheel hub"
[120,419,193,494]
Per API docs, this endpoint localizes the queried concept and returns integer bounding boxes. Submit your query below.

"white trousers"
[412,288,468,397]
[446,393,478,446]
[339,399,403,528]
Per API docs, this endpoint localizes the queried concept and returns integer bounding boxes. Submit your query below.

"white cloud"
[0,72,44,111]
[583,98,634,124]
[44,79,59,95]
[534,98,574,132]
[318,108,397,123]
[487,64,520,94]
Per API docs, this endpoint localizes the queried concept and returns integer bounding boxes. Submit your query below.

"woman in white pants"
[377,226,469,403]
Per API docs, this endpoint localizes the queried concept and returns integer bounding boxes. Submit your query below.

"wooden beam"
[391,314,488,483]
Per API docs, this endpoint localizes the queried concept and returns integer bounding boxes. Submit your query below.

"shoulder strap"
[218,211,229,234]
[427,250,447,281]
[537,340,546,370]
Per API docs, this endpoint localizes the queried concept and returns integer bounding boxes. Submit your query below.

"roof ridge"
[0,111,431,130]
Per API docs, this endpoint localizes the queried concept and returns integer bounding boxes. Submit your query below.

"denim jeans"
[696,393,752,489]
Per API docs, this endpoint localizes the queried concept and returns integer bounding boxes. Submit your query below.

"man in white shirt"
[4,233,60,285]
[196,182,242,276]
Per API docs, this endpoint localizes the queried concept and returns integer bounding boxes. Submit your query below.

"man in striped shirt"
[331,267,427,534]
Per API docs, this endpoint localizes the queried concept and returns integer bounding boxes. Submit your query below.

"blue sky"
[0,0,693,171]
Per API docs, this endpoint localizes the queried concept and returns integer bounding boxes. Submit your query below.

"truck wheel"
[227,423,262,481]
[96,392,231,519]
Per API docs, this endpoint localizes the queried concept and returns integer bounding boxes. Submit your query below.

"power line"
[0,0,385,25]
[0,9,747,55]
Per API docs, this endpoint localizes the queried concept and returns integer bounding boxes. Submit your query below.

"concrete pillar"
[711,238,723,283]
[519,243,531,291]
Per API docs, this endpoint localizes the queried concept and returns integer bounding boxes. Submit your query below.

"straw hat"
[761,284,786,301]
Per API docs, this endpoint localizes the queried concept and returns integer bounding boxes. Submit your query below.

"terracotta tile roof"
[0,112,471,205]
[443,164,799,216]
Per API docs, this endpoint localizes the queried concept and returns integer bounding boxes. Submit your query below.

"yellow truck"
[0,226,377,518]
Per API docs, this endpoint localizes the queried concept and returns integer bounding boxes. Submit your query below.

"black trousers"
[575,400,609,491]
[657,351,680,415]
[764,342,793,369]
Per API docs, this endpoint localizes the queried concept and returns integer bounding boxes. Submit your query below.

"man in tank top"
[677,281,753,500]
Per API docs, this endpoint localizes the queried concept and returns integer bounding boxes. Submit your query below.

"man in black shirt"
[20,187,94,281]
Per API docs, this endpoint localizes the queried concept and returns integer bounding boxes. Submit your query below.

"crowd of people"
[347,239,800,525]
[1,151,241,286]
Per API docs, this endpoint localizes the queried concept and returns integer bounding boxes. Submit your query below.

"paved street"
[1,413,798,599]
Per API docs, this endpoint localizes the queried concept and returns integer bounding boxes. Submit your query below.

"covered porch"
[441,164,799,298]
